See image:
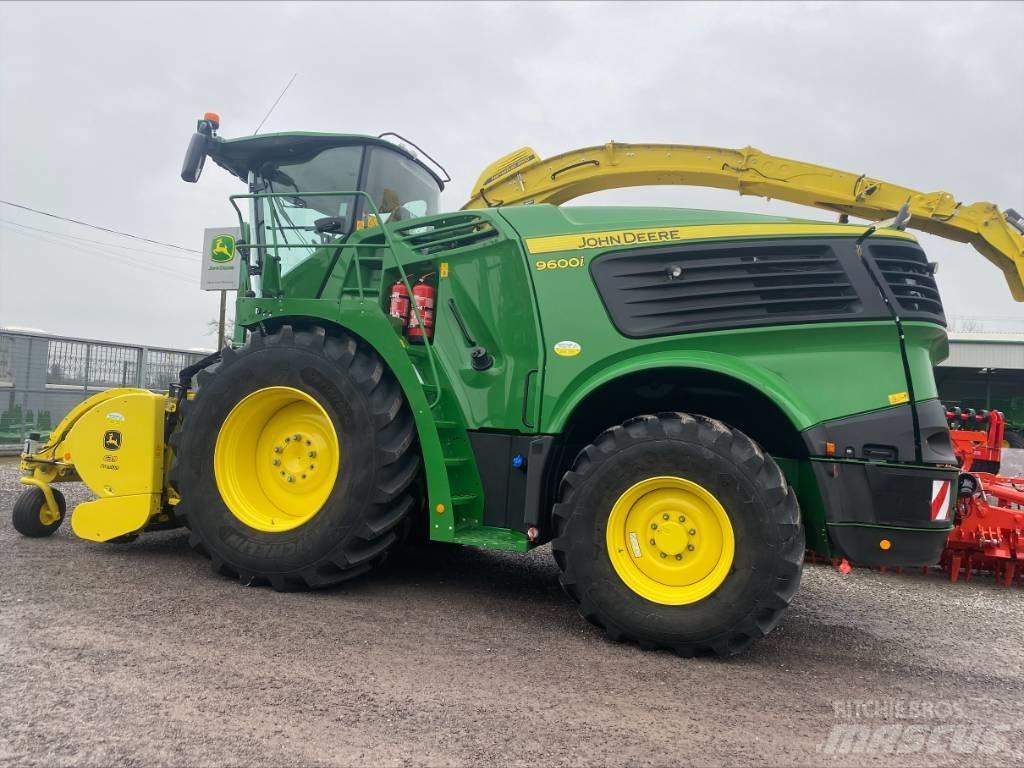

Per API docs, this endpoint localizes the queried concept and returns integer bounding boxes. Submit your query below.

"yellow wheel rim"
[214,386,340,533]
[605,476,735,605]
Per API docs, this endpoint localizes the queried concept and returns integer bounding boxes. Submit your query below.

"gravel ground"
[1,455,1022,768]
[1001,448,1024,476]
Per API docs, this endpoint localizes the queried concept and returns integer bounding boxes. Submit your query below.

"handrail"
[228,190,444,408]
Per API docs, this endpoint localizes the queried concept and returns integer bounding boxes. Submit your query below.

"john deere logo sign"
[201,226,242,291]
[210,234,236,263]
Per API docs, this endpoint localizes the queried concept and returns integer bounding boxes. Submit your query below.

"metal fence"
[0,329,211,447]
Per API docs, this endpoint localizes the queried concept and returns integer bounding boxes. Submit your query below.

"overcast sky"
[1,1,1021,350]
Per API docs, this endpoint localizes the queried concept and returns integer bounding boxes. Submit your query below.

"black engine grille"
[867,244,945,324]
[590,241,877,337]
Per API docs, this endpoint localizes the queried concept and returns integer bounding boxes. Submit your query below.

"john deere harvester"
[14,114,1024,656]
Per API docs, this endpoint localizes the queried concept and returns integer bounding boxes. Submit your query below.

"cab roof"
[208,132,445,189]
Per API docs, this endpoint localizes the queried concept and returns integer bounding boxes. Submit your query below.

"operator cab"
[182,116,445,277]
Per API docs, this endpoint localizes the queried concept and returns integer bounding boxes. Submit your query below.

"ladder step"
[434,420,458,430]
[452,526,530,552]
[451,494,478,506]
[444,457,468,467]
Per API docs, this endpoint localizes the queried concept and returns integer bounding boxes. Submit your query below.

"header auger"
[16,113,1020,656]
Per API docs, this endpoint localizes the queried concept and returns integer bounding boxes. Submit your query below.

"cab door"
[393,210,545,433]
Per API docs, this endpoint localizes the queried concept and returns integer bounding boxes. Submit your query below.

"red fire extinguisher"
[407,277,436,344]
[388,280,410,329]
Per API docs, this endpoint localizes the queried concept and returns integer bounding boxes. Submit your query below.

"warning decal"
[931,479,951,521]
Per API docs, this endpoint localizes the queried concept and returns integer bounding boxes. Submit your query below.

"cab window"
[258,146,362,275]
[364,147,440,224]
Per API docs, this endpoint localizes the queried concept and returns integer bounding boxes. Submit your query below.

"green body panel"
[230,178,948,554]
[270,208,544,432]
[385,218,545,432]
[902,322,949,401]
[492,205,924,433]
[532,320,912,434]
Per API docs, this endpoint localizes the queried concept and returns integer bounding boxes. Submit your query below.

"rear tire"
[169,324,420,590]
[12,487,66,538]
[552,413,804,657]
[1003,429,1024,449]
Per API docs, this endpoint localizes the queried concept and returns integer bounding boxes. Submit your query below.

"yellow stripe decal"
[524,224,916,255]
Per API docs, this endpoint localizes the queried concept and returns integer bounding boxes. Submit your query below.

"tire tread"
[551,412,804,658]
[170,326,419,591]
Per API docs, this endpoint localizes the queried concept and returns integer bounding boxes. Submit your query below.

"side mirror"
[181,122,214,182]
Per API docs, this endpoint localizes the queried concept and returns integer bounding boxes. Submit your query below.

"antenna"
[253,73,298,135]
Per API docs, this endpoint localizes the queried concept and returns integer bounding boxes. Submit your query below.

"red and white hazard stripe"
[930,479,951,521]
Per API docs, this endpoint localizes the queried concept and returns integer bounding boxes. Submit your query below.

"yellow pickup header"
[524,223,916,256]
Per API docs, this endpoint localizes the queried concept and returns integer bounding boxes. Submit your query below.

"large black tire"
[552,413,804,657]
[12,487,66,538]
[1004,429,1024,449]
[169,324,420,590]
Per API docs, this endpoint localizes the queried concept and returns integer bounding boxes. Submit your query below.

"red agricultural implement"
[947,406,1005,474]
[941,408,1024,587]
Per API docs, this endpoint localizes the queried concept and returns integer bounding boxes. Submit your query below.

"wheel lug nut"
[272,459,280,466]
[284,437,290,443]
[650,538,656,545]
[689,529,696,535]
[306,439,312,446]
[662,514,669,520]
[287,476,295,483]
[675,554,682,560]
[273,446,282,453]
[293,434,301,441]
[651,523,657,530]
[678,516,686,523]
[688,544,695,551]
[308,450,317,458]
[301,474,307,480]
[660,552,667,558]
